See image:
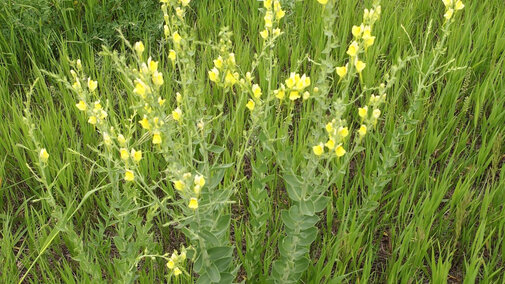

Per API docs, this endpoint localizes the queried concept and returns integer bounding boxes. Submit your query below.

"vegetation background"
[0,0,504,282]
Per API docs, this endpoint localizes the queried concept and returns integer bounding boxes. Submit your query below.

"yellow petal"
[312,144,324,156]
[335,145,346,157]
[124,170,135,181]
[188,198,198,209]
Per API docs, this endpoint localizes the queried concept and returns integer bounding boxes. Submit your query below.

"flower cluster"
[161,0,190,47]
[260,0,285,40]
[71,65,107,127]
[275,72,311,101]
[39,148,49,163]
[357,83,387,139]
[442,0,464,21]
[120,147,142,181]
[336,4,381,78]
[313,119,348,157]
[130,42,179,146]
[208,52,239,88]
[70,59,144,182]
[172,172,206,209]
[166,248,187,277]
[208,28,241,89]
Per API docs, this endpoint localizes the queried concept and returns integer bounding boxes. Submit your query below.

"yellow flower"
[285,73,296,88]
[197,120,205,130]
[351,25,363,38]
[442,0,451,7]
[188,197,198,209]
[152,71,164,86]
[194,185,201,195]
[167,259,175,269]
[303,91,310,100]
[173,267,182,276]
[275,89,285,100]
[173,31,182,45]
[76,100,87,111]
[338,127,349,138]
[264,12,273,28]
[276,8,285,20]
[264,0,272,9]
[208,68,219,82]
[372,108,381,119]
[133,81,147,97]
[174,180,185,191]
[99,110,108,120]
[317,0,328,5]
[358,106,368,118]
[164,25,170,37]
[93,101,102,111]
[169,50,176,62]
[363,35,375,49]
[273,28,281,37]
[358,125,367,136]
[335,145,346,157]
[273,0,281,10]
[39,148,49,163]
[325,139,335,150]
[246,99,255,111]
[325,122,333,133]
[181,0,190,6]
[158,97,166,106]
[172,107,182,122]
[140,63,149,75]
[336,64,348,78]
[228,53,236,66]
[152,131,162,144]
[224,71,238,86]
[313,144,324,156]
[355,60,366,73]
[301,75,311,88]
[444,8,454,20]
[363,26,371,37]
[176,92,182,103]
[194,175,205,187]
[213,56,223,69]
[76,59,82,70]
[125,170,135,182]
[131,149,142,162]
[120,148,129,160]
[260,29,269,40]
[175,7,184,18]
[148,57,158,73]
[455,0,464,10]
[72,79,81,90]
[347,41,359,57]
[87,78,98,92]
[140,116,151,130]
[134,41,145,55]
[88,116,97,125]
[252,84,262,98]
[289,91,300,100]
[117,134,126,146]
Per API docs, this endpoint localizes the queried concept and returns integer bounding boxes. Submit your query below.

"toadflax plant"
[21,0,468,282]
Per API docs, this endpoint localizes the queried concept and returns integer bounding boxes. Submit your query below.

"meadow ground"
[1,0,504,283]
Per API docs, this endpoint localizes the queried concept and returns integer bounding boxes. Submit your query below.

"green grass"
[1,0,504,282]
